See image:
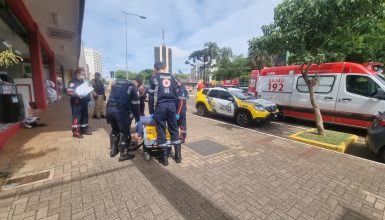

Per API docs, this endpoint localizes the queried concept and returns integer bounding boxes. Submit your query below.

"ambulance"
[250,62,385,128]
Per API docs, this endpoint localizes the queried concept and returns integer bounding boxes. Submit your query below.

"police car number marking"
[219,103,232,112]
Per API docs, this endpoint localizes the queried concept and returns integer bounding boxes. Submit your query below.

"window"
[219,91,233,100]
[296,75,335,93]
[346,75,379,98]
[208,90,220,98]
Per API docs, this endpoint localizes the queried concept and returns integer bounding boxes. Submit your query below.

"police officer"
[149,61,180,166]
[175,76,189,163]
[106,79,140,161]
[67,68,92,138]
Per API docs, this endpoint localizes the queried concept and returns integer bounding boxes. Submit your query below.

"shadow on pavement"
[342,208,371,220]
[0,163,133,200]
[132,157,233,220]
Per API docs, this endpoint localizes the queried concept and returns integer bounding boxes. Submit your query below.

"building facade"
[0,0,85,149]
[154,45,172,73]
[84,47,102,80]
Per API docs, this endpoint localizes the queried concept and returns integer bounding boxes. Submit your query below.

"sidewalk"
[0,98,385,219]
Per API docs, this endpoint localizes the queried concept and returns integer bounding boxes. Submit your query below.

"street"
[186,96,380,163]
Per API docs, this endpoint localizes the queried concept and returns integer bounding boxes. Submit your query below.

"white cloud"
[169,46,191,58]
[83,0,283,74]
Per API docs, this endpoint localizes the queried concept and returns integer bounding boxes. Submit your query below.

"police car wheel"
[144,151,151,161]
[197,104,208,117]
[235,111,251,127]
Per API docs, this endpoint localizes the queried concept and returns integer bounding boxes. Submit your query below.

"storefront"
[0,0,85,148]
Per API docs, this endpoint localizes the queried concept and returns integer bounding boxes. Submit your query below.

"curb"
[288,128,358,153]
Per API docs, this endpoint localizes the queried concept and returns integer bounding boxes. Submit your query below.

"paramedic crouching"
[106,79,140,161]
[149,61,181,166]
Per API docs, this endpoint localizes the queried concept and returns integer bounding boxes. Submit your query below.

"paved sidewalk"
[1,99,385,219]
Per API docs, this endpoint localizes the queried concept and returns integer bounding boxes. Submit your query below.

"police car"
[195,87,279,127]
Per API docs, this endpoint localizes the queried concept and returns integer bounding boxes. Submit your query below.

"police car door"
[216,91,235,117]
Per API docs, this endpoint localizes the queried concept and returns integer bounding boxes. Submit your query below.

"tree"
[137,69,153,84]
[0,48,22,68]
[213,47,252,83]
[248,0,385,135]
[188,42,219,82]
[114,70,137,80]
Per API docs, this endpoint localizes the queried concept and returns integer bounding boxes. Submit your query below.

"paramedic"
[175,75,189,163]
[149,61,180,166]
[106,79,140,161]
[67,67,92,138]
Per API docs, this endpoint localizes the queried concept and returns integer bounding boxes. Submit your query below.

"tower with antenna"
[154,26,173,73]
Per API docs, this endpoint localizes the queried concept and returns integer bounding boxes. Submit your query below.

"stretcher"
[142,124,173,161]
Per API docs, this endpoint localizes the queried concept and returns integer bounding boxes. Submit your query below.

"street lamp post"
[121,11,146,80]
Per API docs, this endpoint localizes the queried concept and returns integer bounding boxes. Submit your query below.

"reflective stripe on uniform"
[172,140,181,145]
[153,79,159,104]
[80,124,88,127]
[131,101,140,104]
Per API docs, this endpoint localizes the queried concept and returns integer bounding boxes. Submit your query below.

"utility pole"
[121,11,146,80]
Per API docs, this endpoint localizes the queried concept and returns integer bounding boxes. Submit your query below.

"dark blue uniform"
[149,73,180,165]
[106,79,140,161]
[177,84,189,142]
[67,78,91,137]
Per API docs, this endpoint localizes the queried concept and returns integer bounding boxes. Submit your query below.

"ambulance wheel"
[197,104,208,117]
[235,110,251,127]
[144,151,151,161]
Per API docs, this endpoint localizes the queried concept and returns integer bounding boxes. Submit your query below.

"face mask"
[79,75,86,80]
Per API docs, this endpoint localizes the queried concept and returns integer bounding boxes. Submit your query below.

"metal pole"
[203,60,206,84]
[125,14,128,80]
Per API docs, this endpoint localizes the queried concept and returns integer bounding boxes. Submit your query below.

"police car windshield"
[230,90,252,100]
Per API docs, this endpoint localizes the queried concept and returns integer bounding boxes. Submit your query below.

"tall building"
[84,47,102,79]
[154,45,172,73]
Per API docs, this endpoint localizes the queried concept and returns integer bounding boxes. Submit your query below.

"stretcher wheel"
[143,149,151,161]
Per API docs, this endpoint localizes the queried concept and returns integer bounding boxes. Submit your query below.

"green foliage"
[0,48,23,68]
[248,0,385,67]
[213,47,252,82]
[114,70,137,80]
[114,69,154,84]
[137,69,154,84]
[188,41,219,67]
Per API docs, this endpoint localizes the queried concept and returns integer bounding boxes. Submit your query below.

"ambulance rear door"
[257,71,295,107]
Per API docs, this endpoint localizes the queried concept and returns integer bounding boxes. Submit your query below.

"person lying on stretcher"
[132,116,154,144]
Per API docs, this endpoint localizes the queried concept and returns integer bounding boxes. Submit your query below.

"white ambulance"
[251,62,385,128]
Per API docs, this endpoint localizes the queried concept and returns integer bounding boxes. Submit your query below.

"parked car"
[366,111,385,161]
[195,87,278,127]
[248,62,385,128]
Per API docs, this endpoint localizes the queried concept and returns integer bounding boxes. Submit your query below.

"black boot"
[174,144,182,163]
[81,127,92,135]
[109,134,119,157]
[118,134,135,161]
[159,147,169,166]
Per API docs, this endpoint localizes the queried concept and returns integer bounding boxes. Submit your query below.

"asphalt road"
[186,98,381,163]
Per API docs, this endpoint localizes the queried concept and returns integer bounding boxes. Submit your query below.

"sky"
[82,0,282,76]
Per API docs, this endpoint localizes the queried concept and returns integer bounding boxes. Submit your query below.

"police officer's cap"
[154,61,165,69]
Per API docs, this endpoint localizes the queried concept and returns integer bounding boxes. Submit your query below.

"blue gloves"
[176,114,180,120]
[149,114,154,119]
